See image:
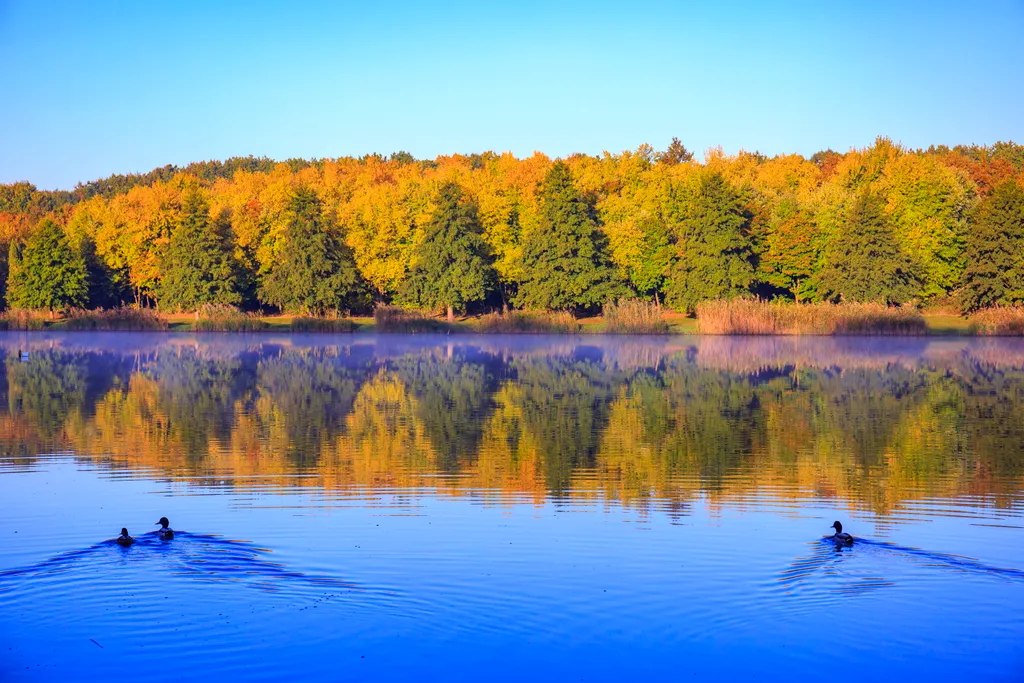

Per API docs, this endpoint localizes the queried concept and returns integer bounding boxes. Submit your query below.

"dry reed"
[695,299,927,335]
[475,309,579,334]
[193,304,267,332]
[289,315,358,333]
[61,307,169,331]
[373,305,449,333]
[966,307,1024,335]
[602,298,669,334]
[0,309,49,330]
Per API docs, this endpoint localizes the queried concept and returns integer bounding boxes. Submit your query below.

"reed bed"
[475,309,579,334]
[192,304,267,332]
[966,307,1024,335]
[0,309,49,330]
[373,305,450,333]
[61,307,169,331]
[289,315,358,333]
[602,298,669,334]
[695,299,927,335]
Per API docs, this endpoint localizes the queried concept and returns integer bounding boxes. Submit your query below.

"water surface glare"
[0,332,1022,681]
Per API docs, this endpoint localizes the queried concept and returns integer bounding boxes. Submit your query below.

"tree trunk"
[446,305,454,323]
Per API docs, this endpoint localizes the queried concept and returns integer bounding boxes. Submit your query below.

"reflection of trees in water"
[805,366,930,469]
[0,339,1023,511]
[947,355,1024,481]
[255,349,374,466]
[631,361,761,486]
[142,349,257,462]
[6,350,134,439]
[511,349,626,493]
[392,347,504,472]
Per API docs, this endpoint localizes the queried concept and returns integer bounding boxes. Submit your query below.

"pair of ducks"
[116,517,174,547]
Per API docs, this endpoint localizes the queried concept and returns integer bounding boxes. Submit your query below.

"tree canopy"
[7,218,88,310]
[0,138,1022,315]
[816,191,917,304]
[259,187,366,315]
[157,191,242,311]
[663,170,755,313]
[515,162,624,312]
[398,181,494,321]
[959,180,1024,311]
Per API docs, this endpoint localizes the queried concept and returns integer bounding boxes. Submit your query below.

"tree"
[398,182,494,321]
[816,190,916,304]
[156,190,241,311]
[757,197,819,301]
[959,180,1024,311]
[663,171,755,313]
[515,162,624,312]
[7,218,88,310]
[657,138,694,165]
[82,235,131,308]
[260,187,366,314]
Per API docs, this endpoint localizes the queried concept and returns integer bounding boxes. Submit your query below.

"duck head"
[156,517,170,529]
[120,527,129,537]
[831,521,843,533]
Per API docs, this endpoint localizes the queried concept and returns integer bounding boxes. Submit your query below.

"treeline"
[2,137,1024,316]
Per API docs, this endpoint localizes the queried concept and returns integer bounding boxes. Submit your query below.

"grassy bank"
[0,304,1017,336]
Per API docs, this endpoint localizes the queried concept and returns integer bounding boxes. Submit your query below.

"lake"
[0,332,1022,682]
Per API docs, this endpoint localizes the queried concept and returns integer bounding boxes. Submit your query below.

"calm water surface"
[0,333,1022,682]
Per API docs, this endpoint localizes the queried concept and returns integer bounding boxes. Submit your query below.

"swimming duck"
[155,517,174,541]
[116,528,134,547]
[830,521,854,545]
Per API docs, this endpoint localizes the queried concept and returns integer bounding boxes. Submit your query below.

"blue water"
[0,333,1022,682]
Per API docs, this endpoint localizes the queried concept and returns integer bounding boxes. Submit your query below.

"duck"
[116,528,134,547]
[155,517,174,541]
[830,520,854,545]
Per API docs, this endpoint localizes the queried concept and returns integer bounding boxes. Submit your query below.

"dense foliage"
[157,191,242,311]
[816,191,917,304]
[398,182,494,320]
[515,162,623,311]
[259,187,366,315]
[663,170,754,313]
[7,219,88,310]
[1,138,1022,314]
[958,181,1024,311]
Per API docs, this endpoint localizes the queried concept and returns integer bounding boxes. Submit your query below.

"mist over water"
[0,333,1022,682]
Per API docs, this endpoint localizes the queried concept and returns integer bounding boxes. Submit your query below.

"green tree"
[959,180,1024,311]
[657,137,694,165]
[816,190,916,304]
[628,214,675,300]
[515,162,624,312]
[260,187,366,314]
[663,171,755,313]
[80,235,131,308]
[398,182,494,322]
[7,218,88,310]
[157,191,241,311]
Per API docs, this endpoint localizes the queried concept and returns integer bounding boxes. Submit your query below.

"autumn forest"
[2,138,1023,318]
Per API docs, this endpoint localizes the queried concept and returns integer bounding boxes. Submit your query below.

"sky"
[1,0,1022,190]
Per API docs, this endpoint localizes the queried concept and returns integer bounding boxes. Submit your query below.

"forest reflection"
[1,333,1023,517]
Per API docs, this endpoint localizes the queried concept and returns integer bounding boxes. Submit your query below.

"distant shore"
[0,310,996,336]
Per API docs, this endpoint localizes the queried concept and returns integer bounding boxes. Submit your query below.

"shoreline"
[0,313,996,336]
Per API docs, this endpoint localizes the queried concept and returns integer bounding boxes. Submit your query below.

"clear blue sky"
[1,0,1022,190]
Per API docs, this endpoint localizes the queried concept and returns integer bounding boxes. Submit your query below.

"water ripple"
[0,532,360,596]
